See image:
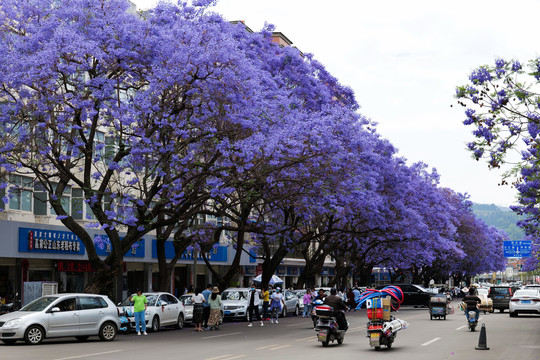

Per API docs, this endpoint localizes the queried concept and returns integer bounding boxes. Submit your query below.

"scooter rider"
[323,288,349,331]
[463,287,481,321]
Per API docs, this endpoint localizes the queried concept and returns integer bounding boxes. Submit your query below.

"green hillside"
[472,203,525,241]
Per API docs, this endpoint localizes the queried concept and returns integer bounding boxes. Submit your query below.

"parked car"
[509,289,540,317]
[0,293,119,345]
[277,289,300,317]
[383,284,431,307]
[292,289,307,312]
[476,288,494,313]
[117,292,185,332]
[179,294,223,325]
[221,288,261,321]
[488,286,513,312]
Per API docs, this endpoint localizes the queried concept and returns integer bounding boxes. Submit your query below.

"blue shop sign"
[93,235,145,258]
[19,227,85,255]
[151,240,228,262]
[249,247,258,263]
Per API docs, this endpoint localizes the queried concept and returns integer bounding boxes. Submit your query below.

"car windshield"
[491,287,509,294]
[515,290,539,297]
[20,296,59,311]
[180,296,193,305]
[221,291,247,301]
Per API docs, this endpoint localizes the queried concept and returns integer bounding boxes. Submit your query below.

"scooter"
[467,310,478,332]
[367,318,408,350]
[118,306,134,333]
[314,304,346,347]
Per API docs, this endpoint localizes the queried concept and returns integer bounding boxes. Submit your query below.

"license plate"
[370,332,380,339]
[224,310,231,315]
[495,295,503,299]
[522,300,531,304]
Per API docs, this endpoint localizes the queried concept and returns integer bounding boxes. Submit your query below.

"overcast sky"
[132,0,540,207]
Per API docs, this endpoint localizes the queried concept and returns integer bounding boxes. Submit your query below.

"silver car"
[221,288,263,320]
[0,293,119,345]
[276,289,300,317]
[117,292,185,332]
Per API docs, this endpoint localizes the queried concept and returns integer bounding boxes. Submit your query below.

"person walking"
[261,286,270,321]
[129,289,148,336]
[269,287,286,324]
[207,287,222,331]
[302,289,313,318]
[202,284,212,330]
[247,283,263,327]
[191,287,206,332]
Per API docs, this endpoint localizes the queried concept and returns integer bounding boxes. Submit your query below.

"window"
[8,175,33,212]
[50,184,71,216]
[71,188,83,220]
[55,298,77,312]
[33,183,48,215]
[79,296,107,310]
[166,294,178,304]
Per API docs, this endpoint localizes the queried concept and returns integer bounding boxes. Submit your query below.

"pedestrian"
[247,283,263,327]
[129,289,148,336]
[261,286,270,321]
[207,287,222,331]
[346,287,356,310]
[202,284,212,330]
[302,289,313,317]
[269,287,286,323]
[191,287,206,331]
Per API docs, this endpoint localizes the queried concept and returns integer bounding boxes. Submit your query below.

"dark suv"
[488,286,513,312]
[382,284,431,307]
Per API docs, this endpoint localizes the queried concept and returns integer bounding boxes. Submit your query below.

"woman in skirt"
[191,287,206,331]
[207,287,222,330]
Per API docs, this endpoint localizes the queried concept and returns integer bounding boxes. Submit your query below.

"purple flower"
[469,67,492,85]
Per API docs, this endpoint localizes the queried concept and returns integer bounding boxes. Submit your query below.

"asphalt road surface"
[2,300,540,360]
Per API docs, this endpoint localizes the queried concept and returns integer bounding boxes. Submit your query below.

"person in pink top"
[302,289,313,317]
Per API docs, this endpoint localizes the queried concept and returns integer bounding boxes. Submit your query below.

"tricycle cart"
[429,295,447,320]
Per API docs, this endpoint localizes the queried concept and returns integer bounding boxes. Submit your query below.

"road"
[2,300,539,360]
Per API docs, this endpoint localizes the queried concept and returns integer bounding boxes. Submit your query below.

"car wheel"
[151,316,160,332]
[499,309,504,313]
[175,313,185,329]
[294,305,300,316]
[1,340,17,345]
[509,312,517,317]
[75,336,89,342]
[24,325,45,345]
[98,321,117,341]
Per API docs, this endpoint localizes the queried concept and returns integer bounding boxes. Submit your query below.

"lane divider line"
[202,331,242,339]
[421,337,441,346]
[270,345,292,351]
[204,355,234,360]
[256,344,280,350]
[54,350,123,360]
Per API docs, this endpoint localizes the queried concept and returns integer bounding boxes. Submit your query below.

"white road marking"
[204,355,234,360]
[295,336,316,342]
[421,337,441,346]
[256,344,280,350]
[456,325,467,330]
[222,356,246,360]
[54,350,123,360]
[269,345,291,350]
[202,331,242,339]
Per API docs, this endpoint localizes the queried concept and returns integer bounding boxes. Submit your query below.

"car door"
[166,294,181,325]
[78,296,108,335]
[157,294,171,324]
[284,290,296,314]
[47,297,79,337]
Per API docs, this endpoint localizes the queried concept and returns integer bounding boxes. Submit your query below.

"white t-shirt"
[270,292,284,309]
[191,293,205,304]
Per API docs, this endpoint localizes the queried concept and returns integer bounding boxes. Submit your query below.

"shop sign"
[19,228,85,255]
[94,235,145,258]
[151,240,228,262]
[287,267,298,276]
[244,266,256,276]
[56,260,94,272]
[276,266,286,276]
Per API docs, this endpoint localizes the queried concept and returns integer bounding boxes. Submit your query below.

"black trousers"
[335,311,348,331]
[248,305,261,322]
[203,306,210,327]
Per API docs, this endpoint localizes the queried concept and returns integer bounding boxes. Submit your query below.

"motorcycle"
[367,318,408,350]
[311,299,324,329]
[314,304,346,347]
[118,306,134,333]
[467,310,478,332]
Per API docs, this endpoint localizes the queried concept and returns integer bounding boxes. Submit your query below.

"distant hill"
[472,203,525,241]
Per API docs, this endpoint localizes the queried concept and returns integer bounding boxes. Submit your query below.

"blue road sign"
[503,240,532,257]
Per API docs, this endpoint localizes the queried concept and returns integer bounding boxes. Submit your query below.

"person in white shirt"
[269,287,286,323]
[191,287,206,332]
[246,284,263,327]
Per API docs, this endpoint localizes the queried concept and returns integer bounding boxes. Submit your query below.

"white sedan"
[509,289,540,317]
[118,292,185,332]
